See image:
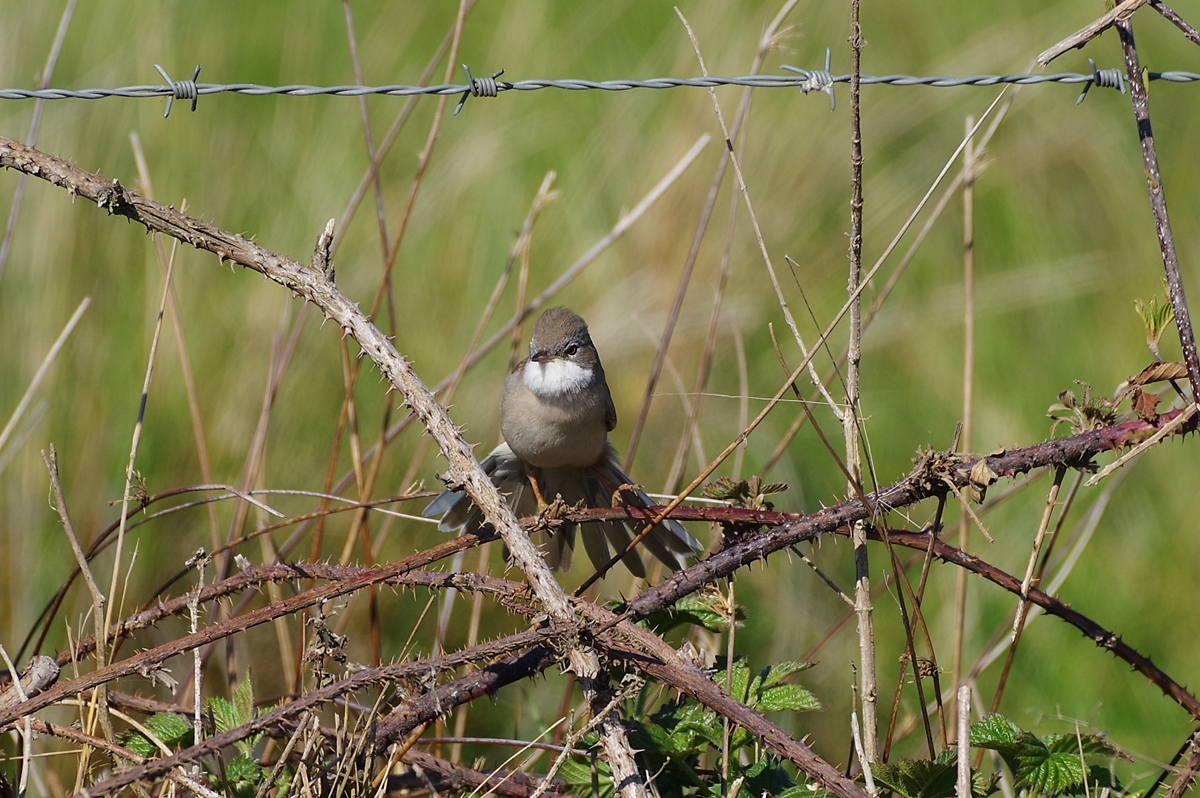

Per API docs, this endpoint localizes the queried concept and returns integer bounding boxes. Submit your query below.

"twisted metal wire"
[1,66,1197,107]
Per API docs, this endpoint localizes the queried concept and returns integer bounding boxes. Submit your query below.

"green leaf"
[1135,289,1174,357]
[739,756,795,797]
[672,702,723,750]
[971,715,1025,771]
[206,696,239,736]
[560,755,614,798]
[714,656,752,704]
[872,753,999,798]
[225,752,265,784]
[759,661,816,690]
[645,590,743,634]
[117,729,158,759]
[224,752,269,798]
[1058,765,1121,796]
[1015,733,1086,796]
[743,661,820,712]
[233,669,255,727]
[118,712,192,759]
[274,766,294,798]
[871,757,959,798]
[972,717,1129,798]
[145,712,191,747]
[971,714,1021,745]
[756,684,822,713]
[1043,733,1121,761]
[631,717,677,753]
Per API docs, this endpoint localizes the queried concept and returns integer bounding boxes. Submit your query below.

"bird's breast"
[501,369,610,468]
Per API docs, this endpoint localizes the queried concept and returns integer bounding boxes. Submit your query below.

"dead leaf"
[1131,361,1187,386]
[969,459,999,488]
[1131,387,1162,420]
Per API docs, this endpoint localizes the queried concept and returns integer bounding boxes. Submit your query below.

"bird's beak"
[531,350,554,363]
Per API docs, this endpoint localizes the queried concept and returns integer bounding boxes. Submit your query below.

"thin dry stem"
[956,685,971,798]
[0,0,75,283]
[653,0,800,482]
[0,297,89,459]
[341,0,391,266]
[676,8,841,419]
[129,133,222,551]
[626,0,797,468]
[369,0,470,320]
[329,0,475,257]
[851,711,877,795]
[43,446,106,631]
[953,113,978,727]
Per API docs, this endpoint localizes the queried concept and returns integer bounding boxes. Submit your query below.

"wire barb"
[1076,58,1126,104]
[454,65,506,116]
[154,64,202,117]
[782,48,836,110]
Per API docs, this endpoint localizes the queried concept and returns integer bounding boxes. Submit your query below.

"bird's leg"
[525,462,550,510]
[586,466,638,506]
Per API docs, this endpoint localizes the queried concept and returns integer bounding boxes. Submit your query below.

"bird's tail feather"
[421,442,700,576]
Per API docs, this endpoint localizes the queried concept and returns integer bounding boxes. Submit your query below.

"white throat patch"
[524,358,593,398]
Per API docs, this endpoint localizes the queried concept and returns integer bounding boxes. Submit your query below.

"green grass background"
[2,0,1199,787]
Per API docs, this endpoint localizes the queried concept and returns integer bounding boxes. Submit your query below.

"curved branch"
[864,528,1200,720]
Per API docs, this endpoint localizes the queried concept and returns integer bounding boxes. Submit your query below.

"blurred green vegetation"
[1,0,1198,789]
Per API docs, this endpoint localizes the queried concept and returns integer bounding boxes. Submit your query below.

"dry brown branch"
[27,717,221,797]
[1149,0,1200,46]
[46,527,488,674]
[846,0,878,765]
[0,656,58,712]
[51,626,558,797]
[18,486,419,662]
[1,535,500,725]
[1113,22,1200,399]
[1036,0,1151,66]
[868,528,1200,720]
[1163,729,1200,798]
[382,489,1200,767]
[94,562,868,798]
[400,749,574,798]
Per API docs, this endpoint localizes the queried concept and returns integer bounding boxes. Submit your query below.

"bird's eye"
[565,344,579,356]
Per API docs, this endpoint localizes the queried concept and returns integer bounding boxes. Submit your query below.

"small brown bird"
[424,306,700,576]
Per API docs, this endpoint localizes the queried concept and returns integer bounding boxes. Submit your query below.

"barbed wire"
[1,61,1198,117]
